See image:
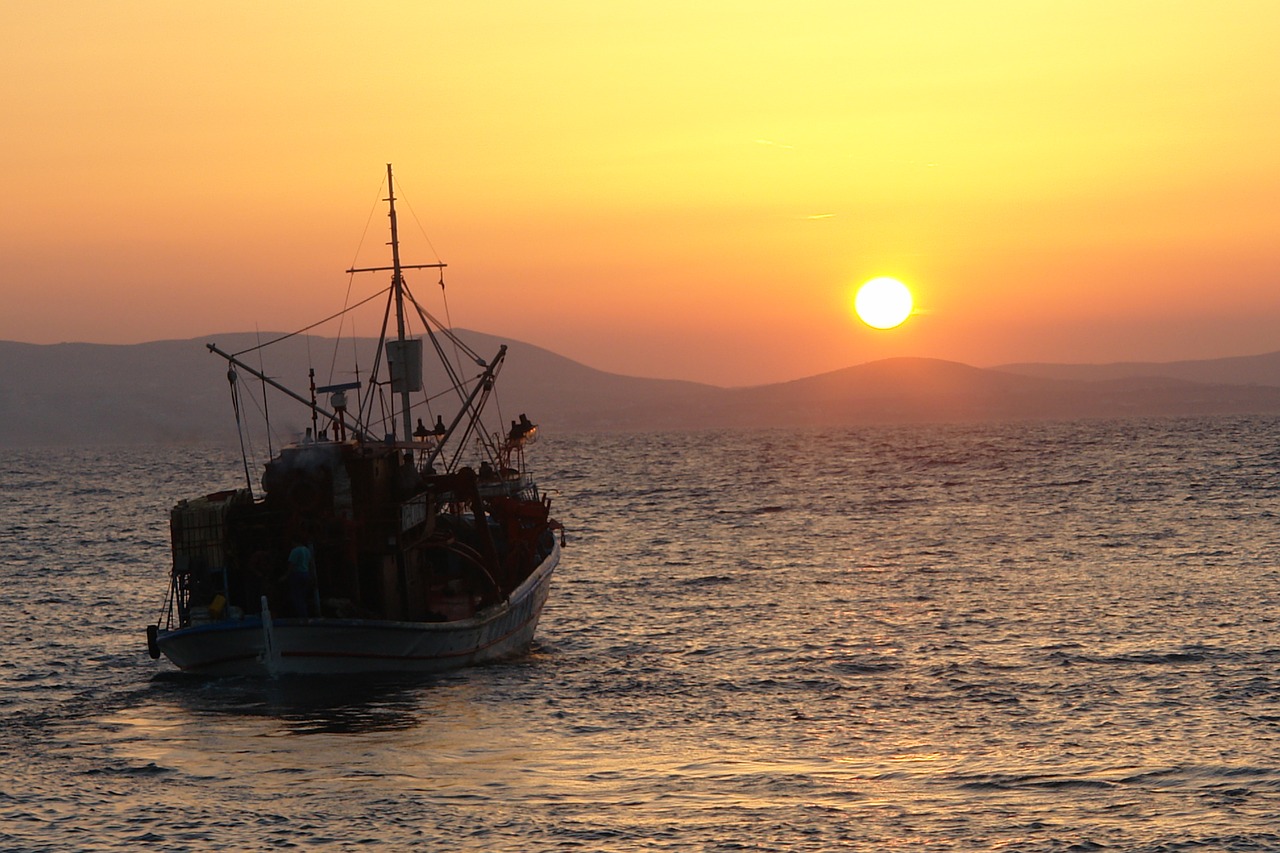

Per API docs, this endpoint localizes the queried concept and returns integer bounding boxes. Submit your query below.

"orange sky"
[3,1,1278,386]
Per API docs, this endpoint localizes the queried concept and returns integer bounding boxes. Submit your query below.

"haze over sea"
[4,417,1280,851]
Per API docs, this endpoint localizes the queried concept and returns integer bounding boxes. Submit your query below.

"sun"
[854,277,913,329]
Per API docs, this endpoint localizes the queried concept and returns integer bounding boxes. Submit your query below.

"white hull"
[158,542,558,676]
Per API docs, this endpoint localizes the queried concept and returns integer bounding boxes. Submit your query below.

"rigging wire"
[377,172,498,456]
[401,278,510,469]
[359,285,397,436]
[395,288,438,433]
[392,179,455,443]
[390,176,477,414]
[434,268,477,397]
[403,287,485,365]
[255,326,274,459]
[231,286,391,358]
[221,170,511,473]
[399,174,468,392]
[326,178,386,384]
[232,353,307,471]
[327,276,360,388]
[227,367,255,496]
[392,175,445,265]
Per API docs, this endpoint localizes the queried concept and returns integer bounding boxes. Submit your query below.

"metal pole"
[386,163,414,445]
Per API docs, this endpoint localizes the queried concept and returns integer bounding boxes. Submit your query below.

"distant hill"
[713,357,1280,426]
[0,332,722,446]
[3,335,1280,446]
[995,351,1280,386]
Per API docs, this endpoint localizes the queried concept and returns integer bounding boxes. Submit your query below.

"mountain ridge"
[3,336,1280,446]
[994,351,1280,386]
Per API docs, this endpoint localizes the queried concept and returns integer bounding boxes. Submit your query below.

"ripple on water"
[6,422,1280,849]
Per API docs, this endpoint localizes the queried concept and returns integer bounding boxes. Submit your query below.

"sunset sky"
[4,1,1278,386]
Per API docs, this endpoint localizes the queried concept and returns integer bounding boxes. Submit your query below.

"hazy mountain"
[3,335,1280,446]
[995,351,1280,386]
[0,332,723,446]
[693,357,1280,427]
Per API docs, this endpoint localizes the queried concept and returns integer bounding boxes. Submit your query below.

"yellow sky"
[3,1,1278,385]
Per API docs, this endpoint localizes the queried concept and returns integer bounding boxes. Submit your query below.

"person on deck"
[285,540,317,617]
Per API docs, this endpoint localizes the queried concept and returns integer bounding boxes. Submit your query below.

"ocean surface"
[4,416,1280,851]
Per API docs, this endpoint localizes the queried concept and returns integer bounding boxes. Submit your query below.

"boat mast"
[386,164,413,444]
[345,165,447,444]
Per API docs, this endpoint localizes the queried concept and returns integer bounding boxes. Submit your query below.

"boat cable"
[406,291,472,397]
[226,365,256,497]
[395,176,476,395]
[254,326,274,459]
[358,284,397,436]
[327,174,389,381]
[229,285,390,359]
[402,282,512,468]
[401,280,508,464]
[217,175,494,451]
[398,299,448,442]
[388,295,431,431]
[437,268,473,384]
[443,361,504,473]
[394,297,477,455]
[394,175,445,270]
[225,355,303,468]
[402,284,485,365]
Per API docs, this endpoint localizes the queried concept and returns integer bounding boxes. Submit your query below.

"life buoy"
[146,624,161,659]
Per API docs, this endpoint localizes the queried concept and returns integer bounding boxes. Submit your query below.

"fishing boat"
[144,165,563,676]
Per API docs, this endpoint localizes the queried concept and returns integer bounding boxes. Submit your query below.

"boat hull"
[157,542,558,676]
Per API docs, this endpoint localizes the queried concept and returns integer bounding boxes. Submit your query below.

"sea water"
[3,417,1280,851]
